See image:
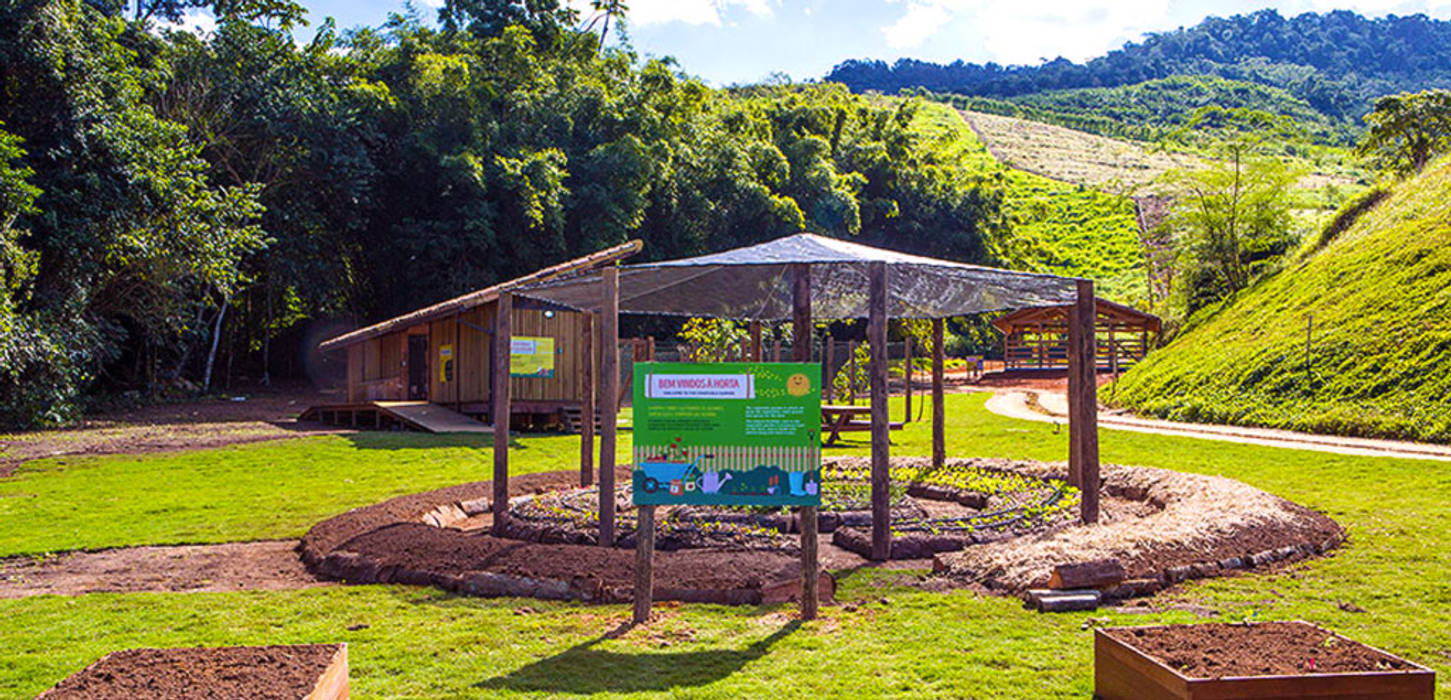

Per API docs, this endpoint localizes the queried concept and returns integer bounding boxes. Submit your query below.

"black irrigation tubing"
[510,478,1072,539]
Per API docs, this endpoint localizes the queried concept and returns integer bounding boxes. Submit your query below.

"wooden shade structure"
[515,234,1104,566]
[992,298,1160,372]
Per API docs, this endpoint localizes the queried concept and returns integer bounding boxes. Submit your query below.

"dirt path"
[0,541,329,598]
[0,387,348,477]
[985,389,1451,462]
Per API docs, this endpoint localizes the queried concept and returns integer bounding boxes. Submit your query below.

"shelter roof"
[989,297,1162,333]
[318,240,642,352]
[516,233,1080,320]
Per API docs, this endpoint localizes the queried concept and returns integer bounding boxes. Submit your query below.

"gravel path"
[985,389,1451,462]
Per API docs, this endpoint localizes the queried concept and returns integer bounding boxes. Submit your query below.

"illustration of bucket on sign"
[669,479,684,496]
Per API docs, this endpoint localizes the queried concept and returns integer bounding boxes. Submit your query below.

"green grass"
[909,101,1148,304]
[1113,155,1451,443]
[5,392,1451,697]
[0,432,627,557]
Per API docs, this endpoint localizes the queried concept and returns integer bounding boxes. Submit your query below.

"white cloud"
[624,0,776,27]
[883,2,952,48]
[157,8,217,36]
[882,0,1172,64]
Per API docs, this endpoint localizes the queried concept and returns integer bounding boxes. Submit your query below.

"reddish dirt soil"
[0,541,328,599]
[970,369,1117,392]
[302,468,842,604]
[37,644,342,700]
[1105,622,1418,677]
[0,384,345,477]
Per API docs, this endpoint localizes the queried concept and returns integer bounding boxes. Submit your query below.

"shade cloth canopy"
[515,233,1080,320]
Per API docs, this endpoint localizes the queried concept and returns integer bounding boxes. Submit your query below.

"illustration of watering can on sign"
[700,469,732,494]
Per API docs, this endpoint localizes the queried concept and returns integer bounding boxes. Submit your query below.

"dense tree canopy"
[828,9,1451,123]
[0,0,1012,427]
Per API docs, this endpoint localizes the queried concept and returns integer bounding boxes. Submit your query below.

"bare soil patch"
[302,468,834,605]
[1105,622,1414,677]
[37,644,343,700]
[0,384,345,477]
[935,461,1343,593]
[0,541,329,598]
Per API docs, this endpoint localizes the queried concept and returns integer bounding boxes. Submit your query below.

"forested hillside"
[1112,156,1451,443]
[829,9,1451,122]
[0,0,1014,427]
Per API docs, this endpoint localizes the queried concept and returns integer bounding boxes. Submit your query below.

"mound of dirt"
[299,468,832,605]
[37,644,344,700]
[0,541,327,599]
[933,461,1343,592]
[1103,622,1414,678]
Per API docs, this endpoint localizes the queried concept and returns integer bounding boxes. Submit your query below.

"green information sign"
[632,361,821,507]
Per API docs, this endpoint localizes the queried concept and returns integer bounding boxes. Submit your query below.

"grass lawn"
[4,393,1451,698]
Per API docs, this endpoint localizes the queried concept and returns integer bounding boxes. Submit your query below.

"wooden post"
[868,262,890,561]
[1068,279,1100,525]
[825,336,835,402]
[848,341,858,404]
[749,321,762,362]
[932,318,946,470]
[790,263,818,620]
[580,312,595,487]
[773,338,781,363]
[600,266,620,546]
[633,504,655,624]
[904,332,912,423]
[491,292,513,536]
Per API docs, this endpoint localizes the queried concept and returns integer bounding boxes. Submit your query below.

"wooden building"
[311,242,641,430]
[991,298,1160,372]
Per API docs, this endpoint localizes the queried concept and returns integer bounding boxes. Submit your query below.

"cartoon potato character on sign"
[786,373,810,397]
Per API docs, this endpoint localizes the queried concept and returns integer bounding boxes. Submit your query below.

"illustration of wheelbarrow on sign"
[638,454,718,496]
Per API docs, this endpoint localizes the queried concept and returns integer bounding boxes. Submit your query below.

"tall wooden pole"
[580,312,596,487]
[825,336,835,402]
[932,318,946,470]
[633,504,655,624]
[904,332,913,422]
[868,262,891,561]
[790,263,818,620]
[1067,279,1100,524]
[491,292,513,536]
[749,321,763,362]
[599,266,620,545]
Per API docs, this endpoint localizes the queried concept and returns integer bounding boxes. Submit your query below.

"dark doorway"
[407,335,429,400]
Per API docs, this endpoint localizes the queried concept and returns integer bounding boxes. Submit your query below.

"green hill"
[907,102,1146,303]
[1112,157,1451,443]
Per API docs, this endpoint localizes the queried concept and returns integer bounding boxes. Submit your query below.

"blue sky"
[167,0,1451,86]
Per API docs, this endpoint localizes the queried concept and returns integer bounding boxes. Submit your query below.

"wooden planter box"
[1095,622,1434,700]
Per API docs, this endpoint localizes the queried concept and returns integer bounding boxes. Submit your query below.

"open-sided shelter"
[308,242,641,432]
[991,298,1160,372]
[508,233,1105,577]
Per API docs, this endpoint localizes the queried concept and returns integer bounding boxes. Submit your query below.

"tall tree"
[1358,90,1451,175]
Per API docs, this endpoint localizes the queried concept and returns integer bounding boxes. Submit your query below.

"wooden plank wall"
[422,303,589,406]
[510,307,587,402]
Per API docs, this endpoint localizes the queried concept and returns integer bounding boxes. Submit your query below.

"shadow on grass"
[339,431,525,451]
[475,619,799,694]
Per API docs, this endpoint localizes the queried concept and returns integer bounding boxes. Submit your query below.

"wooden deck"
[299,401,492,434]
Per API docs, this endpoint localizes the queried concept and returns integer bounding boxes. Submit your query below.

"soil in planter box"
[38,644,341,699]
[1105,622,1415,678]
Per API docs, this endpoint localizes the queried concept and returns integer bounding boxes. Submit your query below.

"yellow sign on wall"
[438,344,454,383]
[510,337,555,378]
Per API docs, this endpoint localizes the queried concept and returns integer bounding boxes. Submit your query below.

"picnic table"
[821,404,903,445]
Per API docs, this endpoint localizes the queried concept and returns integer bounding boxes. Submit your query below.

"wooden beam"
[599,266,620,546]
[749,321,762,362]
[868,261,890,561]
[491,292,513,536]
[1068,279,1100,524]
[824,336,835,402]
[932,318,945,470]
[790,263,818,620]
[580,312,595,487]
[633,505,655,624]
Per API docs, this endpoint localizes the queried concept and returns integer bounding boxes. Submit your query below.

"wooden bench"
[821,404,903,445]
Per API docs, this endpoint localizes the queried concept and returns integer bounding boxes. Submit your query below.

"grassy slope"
[1114,156,1451,443]
[5,393,1451,697]
[909,102,1148,304]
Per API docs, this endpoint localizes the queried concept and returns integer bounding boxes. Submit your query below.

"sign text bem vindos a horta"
[632,362,821,507]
